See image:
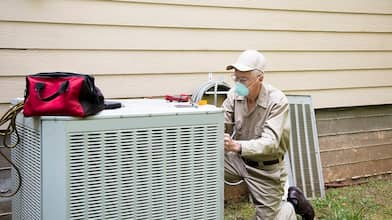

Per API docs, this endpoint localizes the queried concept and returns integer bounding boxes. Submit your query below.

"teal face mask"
[235,82,249,96]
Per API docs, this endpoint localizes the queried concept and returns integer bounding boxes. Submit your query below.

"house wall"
[0,0,392,115]
[0,0,392,217]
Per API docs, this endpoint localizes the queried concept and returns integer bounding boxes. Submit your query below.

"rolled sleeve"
[223,91,234,124]
[223,89,236,134]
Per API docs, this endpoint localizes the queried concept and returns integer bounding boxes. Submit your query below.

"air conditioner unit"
[11,99,224,220]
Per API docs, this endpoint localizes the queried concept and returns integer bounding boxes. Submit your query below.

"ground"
[224,175,392,220]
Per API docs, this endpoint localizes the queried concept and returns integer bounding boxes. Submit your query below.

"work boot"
[287,186,315,220]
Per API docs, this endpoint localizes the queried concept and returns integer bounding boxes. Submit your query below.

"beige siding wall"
[0,0,392,115]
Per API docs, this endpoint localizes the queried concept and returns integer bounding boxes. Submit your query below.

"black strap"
[262,158,281,166]
[35,81,69,102]
[243,156,284,168]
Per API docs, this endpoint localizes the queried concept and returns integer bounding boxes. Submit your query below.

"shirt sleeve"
[238,96,290,158]
[222,90,235,134]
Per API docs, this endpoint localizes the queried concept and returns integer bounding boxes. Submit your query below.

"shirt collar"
[256,83,268,108]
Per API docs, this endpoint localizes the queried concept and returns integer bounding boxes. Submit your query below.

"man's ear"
[257,74,264,81]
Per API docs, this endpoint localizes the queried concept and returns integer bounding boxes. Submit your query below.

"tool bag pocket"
[23,72,105,117]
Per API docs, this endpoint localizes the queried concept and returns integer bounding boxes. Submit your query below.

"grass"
[224,201,255,220]
[224,175,392,220]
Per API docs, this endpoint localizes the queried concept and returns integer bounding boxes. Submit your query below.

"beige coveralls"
[223,83,296,219]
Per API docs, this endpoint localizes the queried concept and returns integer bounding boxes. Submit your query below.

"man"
[223,50,315,219]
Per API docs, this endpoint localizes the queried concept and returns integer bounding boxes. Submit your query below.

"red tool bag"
[23,72,105,117]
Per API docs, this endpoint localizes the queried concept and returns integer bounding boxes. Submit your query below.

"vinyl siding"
[1,0,392,115]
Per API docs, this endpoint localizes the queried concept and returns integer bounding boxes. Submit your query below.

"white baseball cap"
[226,50,266,72]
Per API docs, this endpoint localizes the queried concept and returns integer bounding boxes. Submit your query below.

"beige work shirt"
[222,83,290,162]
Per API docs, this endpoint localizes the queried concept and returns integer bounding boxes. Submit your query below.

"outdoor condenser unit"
[11,99,224,220]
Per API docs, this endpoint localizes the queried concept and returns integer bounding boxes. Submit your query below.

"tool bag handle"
[35,81,70,102]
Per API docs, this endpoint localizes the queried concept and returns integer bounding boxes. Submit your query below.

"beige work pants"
[224,152,296,220]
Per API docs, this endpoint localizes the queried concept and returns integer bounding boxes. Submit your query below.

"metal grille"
[11,123,41,220]
[287,95,325,199]
[68,125,220,220]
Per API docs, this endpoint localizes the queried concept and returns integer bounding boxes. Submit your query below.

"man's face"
[232,70,263,96]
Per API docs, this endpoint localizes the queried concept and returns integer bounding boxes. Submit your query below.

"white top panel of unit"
[40,99,223,121]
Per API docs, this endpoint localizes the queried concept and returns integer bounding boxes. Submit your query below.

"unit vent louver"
[287,95,325,199]
[11,124,41,220]
[67,125,220,220]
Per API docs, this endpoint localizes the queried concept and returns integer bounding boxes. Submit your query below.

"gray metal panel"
[287,95,325,199]
[41,120,68,220]
[40,99,223,121]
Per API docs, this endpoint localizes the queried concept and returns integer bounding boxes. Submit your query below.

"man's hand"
[224,133,241,153]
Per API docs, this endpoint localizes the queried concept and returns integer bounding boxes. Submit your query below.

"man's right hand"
[224,133,241,153]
